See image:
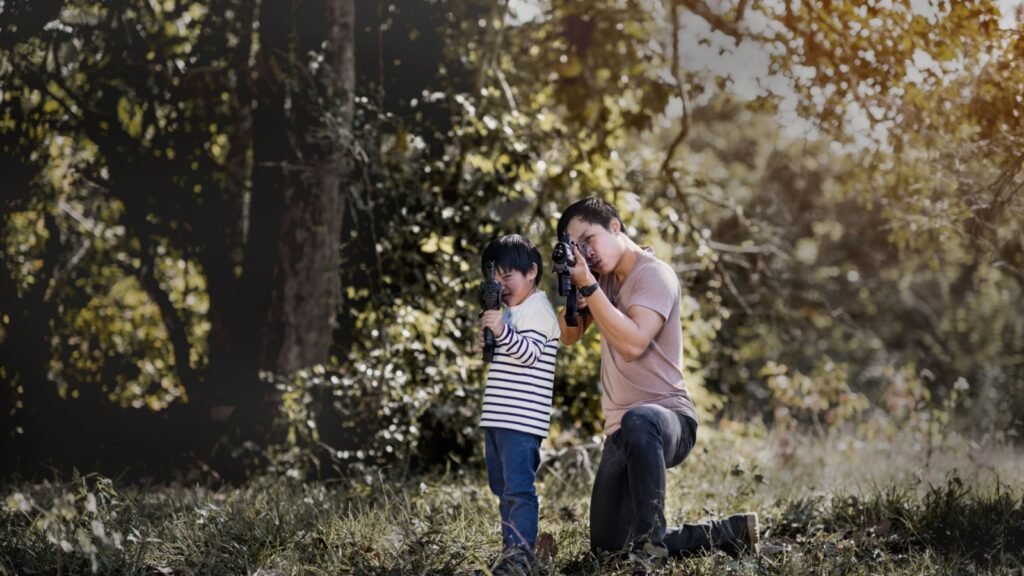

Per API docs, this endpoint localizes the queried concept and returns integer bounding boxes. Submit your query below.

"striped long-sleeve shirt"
[480,291,561,438]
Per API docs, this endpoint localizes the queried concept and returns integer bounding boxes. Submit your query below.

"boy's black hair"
[556,195,625,239]
[481,234,543,285]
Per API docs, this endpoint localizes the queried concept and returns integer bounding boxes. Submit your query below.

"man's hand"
[559,298,592,345]
[571,244,597,287]
[481,310,506,339]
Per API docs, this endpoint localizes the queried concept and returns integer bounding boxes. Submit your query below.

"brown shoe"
[717,512,759,558]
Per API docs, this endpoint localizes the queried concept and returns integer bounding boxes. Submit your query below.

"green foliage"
[2,195,202,407]
[764,0,1005,141]
[551,329,604,439]
[0,0,232,396]
[761,357,870,433]
[655,87,1023,437]
[3,0,1023,477]
[271,296,483,478]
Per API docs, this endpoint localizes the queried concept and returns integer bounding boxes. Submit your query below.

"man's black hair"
[481,234,544,285]
[556,195,625,239]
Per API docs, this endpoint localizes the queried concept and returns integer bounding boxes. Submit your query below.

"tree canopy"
[1,0,1022,479]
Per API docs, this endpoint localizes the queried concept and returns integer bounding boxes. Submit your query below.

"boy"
[478,234,561,575]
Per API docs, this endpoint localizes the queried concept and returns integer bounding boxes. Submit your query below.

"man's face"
[566,217,620,275]
[495,265,537,307]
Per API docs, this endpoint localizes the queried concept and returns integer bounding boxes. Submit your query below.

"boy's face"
[496,264,538,308]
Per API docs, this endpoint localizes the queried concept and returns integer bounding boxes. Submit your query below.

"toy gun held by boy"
[479,260,502,363]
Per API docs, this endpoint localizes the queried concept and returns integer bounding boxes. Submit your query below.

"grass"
[2,426,1023,575]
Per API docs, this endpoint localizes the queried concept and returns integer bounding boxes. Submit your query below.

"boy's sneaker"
[534,532,557,573]
[716,512,760,558]
[491,548,537,576]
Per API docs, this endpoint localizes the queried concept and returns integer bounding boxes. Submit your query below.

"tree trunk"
[196,0,355,466]
[254,0,353,375]
[274,0,353,373]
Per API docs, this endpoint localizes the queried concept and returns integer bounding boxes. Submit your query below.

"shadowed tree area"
[1,0,1023,572]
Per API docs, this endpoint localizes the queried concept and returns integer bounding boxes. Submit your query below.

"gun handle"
[483,327,495,363]
[565,289,579,327]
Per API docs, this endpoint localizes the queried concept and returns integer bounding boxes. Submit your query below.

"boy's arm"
[495,323,547,367]
[494,297,556,367]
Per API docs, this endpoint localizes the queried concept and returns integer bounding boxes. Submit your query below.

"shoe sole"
[745,512,760,555]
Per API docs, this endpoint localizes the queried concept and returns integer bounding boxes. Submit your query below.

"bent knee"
[620,408,661,436]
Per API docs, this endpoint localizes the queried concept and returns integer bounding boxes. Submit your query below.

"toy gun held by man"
[551,234,580,327]
[479,260,502,363]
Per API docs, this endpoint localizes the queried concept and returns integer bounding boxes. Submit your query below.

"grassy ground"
[2,426,1023,575]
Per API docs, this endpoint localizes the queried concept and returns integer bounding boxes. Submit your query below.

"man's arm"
[582,289,664,362]
[566,244,665,360]
[558,305,594,345]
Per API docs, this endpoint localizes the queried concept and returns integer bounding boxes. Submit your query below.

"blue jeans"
[484,427,542,551]
[590,405,702,555]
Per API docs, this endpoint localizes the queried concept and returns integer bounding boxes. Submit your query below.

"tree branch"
[659,2,691,176]
[675,0,745,41]
[135,235,198,390]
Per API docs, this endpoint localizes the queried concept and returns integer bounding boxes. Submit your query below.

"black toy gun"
[479,260,502,363]
[551,233,580,327]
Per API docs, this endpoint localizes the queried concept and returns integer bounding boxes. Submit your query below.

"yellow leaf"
[421,233,454,255]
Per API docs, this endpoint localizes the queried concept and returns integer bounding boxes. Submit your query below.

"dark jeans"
[590,404,718,556]
[485,427,542,551]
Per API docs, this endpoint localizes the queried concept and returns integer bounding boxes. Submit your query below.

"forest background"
[1,0,1023,574]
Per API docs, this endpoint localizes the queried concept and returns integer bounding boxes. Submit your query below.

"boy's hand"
[481,310,506,338]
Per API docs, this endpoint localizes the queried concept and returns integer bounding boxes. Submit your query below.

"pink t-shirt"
[598,248,697,434]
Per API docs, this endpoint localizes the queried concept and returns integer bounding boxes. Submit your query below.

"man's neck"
[613,241,642,284]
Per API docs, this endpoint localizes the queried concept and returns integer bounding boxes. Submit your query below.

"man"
[556,196,758,565]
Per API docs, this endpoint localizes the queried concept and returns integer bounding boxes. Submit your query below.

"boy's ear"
[527,263,538,282]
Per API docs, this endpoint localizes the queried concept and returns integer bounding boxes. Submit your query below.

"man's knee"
[620,407,662,442]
